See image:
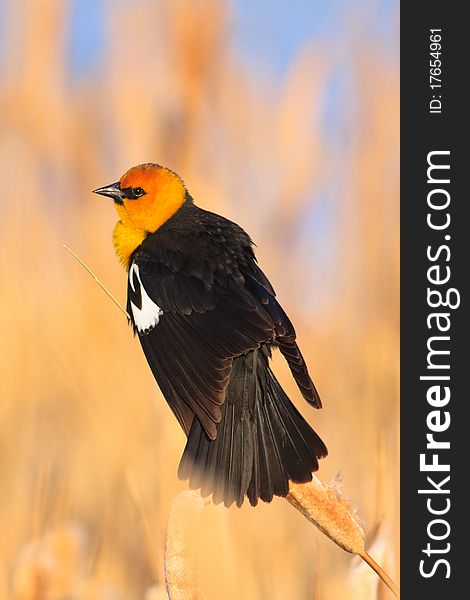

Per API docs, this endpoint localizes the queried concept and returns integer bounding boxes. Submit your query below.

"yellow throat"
[111,165,186,269]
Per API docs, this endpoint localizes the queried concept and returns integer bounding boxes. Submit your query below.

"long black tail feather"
[178,346,327,507]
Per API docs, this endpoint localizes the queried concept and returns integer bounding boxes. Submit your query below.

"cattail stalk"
[164,491,205,600]
[287,477,399,598]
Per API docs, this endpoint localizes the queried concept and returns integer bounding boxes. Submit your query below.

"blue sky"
[0,0,397,79]
[64,0,397,77]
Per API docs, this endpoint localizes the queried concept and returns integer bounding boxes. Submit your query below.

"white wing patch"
[129,262,163,334]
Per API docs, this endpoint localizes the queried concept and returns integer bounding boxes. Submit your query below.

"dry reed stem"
[359,549,399,599]
[348,536,387,600]
[62,244,130,319]
[287,477,399,598]
[164,491,205,600]
[125,471,161,583]
[31,462,52,541]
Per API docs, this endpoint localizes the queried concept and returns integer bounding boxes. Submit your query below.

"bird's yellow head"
[94,163,187,268]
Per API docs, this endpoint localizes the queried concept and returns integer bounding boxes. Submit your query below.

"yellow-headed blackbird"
[94,163,327,507]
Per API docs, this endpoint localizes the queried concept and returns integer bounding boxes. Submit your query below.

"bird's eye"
[120,186,146,200]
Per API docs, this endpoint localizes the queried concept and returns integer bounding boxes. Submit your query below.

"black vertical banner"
[401,4,466,598]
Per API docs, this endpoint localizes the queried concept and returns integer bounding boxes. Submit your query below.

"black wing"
[127,207,320,439]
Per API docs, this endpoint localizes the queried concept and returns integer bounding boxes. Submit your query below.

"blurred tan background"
[0,0,399,598]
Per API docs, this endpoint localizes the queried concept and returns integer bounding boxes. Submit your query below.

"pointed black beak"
[93,181,124,203]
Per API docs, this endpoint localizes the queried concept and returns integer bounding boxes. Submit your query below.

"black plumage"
[128,195,327,506]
